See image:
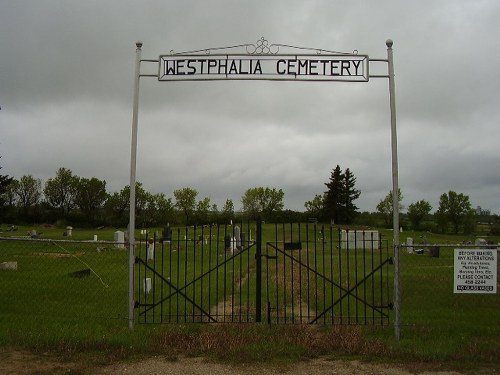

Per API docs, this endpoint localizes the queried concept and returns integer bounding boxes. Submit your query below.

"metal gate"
[135,222,259,323]
[263,223,393,325]
[135,221,392,325]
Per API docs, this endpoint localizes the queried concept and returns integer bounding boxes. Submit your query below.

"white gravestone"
[114,231,125,248]
[147,241,154,262]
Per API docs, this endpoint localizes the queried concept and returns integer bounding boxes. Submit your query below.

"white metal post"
[387,39,401,340]
[128,41,142,330]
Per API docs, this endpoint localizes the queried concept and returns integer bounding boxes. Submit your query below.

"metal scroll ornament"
[169,37,357,56]
[246,37,280,54]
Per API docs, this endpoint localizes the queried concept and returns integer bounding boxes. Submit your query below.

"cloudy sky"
[1,0,499,214]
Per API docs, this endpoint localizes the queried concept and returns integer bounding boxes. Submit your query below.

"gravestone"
[69,268,90,278]
[241,232,246,249]
[114,231,125,248]
[162,225,172,242]
[234,225,241,248]
[406,237,414,253]
[475,238,487,247]
[340,230,379,250]
[0,261,17,270]
[144,278,152,294]
[147,240,154,262]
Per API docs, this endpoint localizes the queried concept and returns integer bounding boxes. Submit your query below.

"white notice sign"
[454,249,497,294]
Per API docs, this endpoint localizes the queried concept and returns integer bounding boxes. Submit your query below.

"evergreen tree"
[342,168,361,224]
[323,165,343,224]
[322,165,360,224]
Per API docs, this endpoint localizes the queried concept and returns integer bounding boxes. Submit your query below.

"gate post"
[387,39,401,341]
[128,41,142,330]
[255,218,262,322]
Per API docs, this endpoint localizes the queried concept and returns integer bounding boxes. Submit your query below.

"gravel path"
[1,350,468,375]
[96,356,465,375]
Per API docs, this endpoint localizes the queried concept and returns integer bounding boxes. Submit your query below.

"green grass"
[0,223,499,371]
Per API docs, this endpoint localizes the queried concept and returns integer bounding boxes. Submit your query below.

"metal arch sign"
[158,54,369,82]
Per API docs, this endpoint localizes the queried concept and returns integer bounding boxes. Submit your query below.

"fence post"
[255,218,262,322]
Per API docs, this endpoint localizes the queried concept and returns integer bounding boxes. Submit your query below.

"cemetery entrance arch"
[128,38,401,337]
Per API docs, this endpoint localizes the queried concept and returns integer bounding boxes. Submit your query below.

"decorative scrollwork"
[167,37,358,56]
[246,37,280,55]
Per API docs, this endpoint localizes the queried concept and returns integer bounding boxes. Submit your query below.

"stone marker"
[147,240,154,262]
[162,225,172,242]
[69,268,91,278]
[144,278,152,294]
[114,231,125,248]
[0,261,17,270]
[234,225,241,248]
[406,237,414,253]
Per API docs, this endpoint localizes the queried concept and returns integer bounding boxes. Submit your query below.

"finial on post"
[136,41,143,49]
[386,39,393,48]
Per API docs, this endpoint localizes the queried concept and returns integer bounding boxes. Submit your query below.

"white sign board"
[158,54,369,82]
[454,249,497,294]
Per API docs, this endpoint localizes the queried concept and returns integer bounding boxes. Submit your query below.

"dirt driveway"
[1,349,473,375]
[96,356,466,375]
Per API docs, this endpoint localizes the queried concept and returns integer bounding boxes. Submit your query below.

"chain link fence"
[0,237,129,323]
[2,234,499,339]
[399,242,500,336]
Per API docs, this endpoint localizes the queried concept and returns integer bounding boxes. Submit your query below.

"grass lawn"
[0,223,499,370]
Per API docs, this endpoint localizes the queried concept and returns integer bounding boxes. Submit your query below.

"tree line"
[0,167,291,227]
[0,165,498,235]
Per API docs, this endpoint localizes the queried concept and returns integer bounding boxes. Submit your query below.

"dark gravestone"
[162,226,172,242]
[69,269,91,278]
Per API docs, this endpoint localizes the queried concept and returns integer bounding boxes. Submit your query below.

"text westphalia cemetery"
[159,54,369,82]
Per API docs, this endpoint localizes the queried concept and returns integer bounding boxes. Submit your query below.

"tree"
[435,191,474,234]
[151,193,175,226]
[241,187,284,219]
[43,167,78,217]
[304,194,324,217]
[322,165,360,224]
[12,175,42,220]
[174,187,198,225]
[74,177,107,224]
[376,189,403,227]
[342,168,361,224]
[220,199,235,223]
[196,197,212,224]
[134,183,153,227]
[407,200,432,230]
[104,187,130,226]
[0,160,13,211]
[323,165,343,223]
[103,182,152,227]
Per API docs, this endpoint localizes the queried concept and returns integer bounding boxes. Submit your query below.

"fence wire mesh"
[399,244,500,336]
[2,232,499,338]
[0,237,128,323]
